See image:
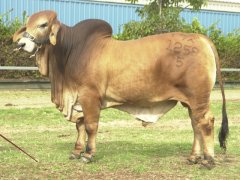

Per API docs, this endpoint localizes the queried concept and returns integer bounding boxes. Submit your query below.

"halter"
[23,31,50,46]
[22,31,50,58]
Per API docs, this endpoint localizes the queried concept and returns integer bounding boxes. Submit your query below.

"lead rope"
[13,44,42,58]
[0,133,38,162]
[29,44,42,58]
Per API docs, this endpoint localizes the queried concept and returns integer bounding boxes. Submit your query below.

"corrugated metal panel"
[181,9,240,33]
[0,0,142,34]
[0,0,240,34]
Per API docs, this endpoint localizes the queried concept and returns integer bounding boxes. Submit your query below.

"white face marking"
[18,37,37,53]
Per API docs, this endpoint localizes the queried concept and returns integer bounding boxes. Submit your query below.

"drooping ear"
[49,20,60,45]
[13,26,26,42]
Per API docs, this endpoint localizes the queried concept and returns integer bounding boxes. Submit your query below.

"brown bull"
[13,10,228,167]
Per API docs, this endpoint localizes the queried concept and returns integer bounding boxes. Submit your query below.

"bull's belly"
[109,100,177,123]
[69,100,177,123]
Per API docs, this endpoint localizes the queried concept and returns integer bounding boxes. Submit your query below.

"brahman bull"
[13,10,228,167]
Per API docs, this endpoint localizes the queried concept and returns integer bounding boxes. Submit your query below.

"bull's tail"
[209,39,229,151]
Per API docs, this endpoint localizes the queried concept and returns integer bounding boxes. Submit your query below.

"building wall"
[181,9,240,34]
[1,0,240,34]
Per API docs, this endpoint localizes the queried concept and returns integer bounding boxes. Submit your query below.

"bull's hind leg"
[69,117,86,159]
[189,106,215,168]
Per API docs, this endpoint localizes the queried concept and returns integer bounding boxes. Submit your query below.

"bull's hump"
[73,19,112,37]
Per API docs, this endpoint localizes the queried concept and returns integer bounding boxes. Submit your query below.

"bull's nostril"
[18,42,26,48]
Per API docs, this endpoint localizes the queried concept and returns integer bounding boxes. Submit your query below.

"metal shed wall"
[181,9,240,34]
[1,0,240,34]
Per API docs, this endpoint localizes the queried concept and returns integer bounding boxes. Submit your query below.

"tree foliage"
[119,0,208,40]
[115,7,183,40]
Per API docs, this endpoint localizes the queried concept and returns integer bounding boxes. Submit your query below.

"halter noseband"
[23,31,50,46]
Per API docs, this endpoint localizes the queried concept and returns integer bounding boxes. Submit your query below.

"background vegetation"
[0,1,239,80]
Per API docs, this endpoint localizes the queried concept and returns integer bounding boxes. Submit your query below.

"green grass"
[0,93,240,179]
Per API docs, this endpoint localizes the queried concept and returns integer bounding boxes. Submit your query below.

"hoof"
[80,155,94,163]
[201,157,215,170]
[187,155,202,164]
[69,153,82,160]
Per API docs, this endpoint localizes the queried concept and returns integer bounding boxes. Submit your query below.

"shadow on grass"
[55,140,192,161]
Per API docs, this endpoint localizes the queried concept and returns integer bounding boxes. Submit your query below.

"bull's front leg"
[80,94,101,163]
[69,117,86,160]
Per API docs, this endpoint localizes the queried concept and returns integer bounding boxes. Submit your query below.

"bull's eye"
[38,22,48,29]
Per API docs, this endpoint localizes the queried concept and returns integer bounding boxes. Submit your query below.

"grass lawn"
[0,90,239,179]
